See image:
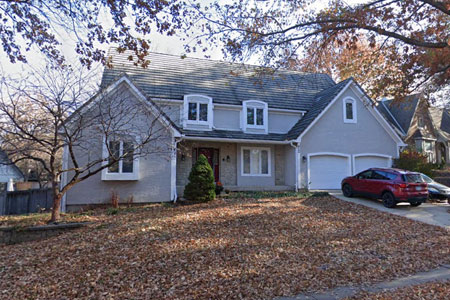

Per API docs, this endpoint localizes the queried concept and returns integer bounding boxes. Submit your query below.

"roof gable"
[67,75,181,136]
[286,78,353,140]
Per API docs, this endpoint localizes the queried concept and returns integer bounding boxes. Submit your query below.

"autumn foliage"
[194,0,450,100]
[393,149,435,176]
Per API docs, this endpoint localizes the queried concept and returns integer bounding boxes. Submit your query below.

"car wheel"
[382,192,397,208]
[410,202,422,207]
[342,184,353,197]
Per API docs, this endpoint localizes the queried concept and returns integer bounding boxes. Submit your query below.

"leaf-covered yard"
[0,195,449,299]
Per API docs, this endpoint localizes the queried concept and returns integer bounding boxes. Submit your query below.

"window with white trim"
[102,138,139,180]
[242,100,268,133]
[183,95,213,129]
[241,147,270,176]
[343,98,357,123]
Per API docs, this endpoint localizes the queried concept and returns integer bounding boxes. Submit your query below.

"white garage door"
[309,154,351,190]
[354,155,391,175]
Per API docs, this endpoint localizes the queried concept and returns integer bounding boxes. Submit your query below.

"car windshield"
[403,174,424,183]
[420,174,434,183]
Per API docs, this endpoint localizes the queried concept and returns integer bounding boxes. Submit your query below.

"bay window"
[241,147,270,176]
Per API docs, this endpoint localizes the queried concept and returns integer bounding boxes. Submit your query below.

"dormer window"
[343,97,357,123]
[183,95,213,129]
[247,107,264,126]
[242,100,268,133]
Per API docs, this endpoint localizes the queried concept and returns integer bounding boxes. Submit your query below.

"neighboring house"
[62,50,405,210]
[0,149,24,184]
[378,94,450,164]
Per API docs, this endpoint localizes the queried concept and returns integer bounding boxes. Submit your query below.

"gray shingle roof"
[182,129,287,141]
[429,106,450,140]
[101,49,335,111]
[383,94,420,133]
[376,101,406,136]
[286,78,353,140]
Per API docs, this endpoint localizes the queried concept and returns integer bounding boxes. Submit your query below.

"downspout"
[290,141,299,192]
[171,137,182,203]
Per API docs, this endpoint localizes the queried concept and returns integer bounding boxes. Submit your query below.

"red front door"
[197,148,220,182]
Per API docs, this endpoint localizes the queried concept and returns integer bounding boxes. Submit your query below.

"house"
[0,149,24,184]
[377,94,450,164]
[62,51,405,211]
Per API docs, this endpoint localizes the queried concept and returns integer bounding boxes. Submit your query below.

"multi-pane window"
[243,100,268,133]
[242,148,269,176]
[188,102,208,122]
[247,107,264,126]
[107,140,134,174]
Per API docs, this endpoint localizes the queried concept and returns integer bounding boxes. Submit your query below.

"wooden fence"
[0,188,53,215]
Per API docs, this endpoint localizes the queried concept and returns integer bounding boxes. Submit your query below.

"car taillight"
[397,183,409,189]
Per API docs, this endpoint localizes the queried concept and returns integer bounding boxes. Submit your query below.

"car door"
[353,170,373,195]
[368,170,390,197]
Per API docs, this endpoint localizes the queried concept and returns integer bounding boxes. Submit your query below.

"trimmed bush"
[393,149,435,176]
[184,154,216,202]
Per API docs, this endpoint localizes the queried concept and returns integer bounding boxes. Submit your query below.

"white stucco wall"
[299,86,399,188]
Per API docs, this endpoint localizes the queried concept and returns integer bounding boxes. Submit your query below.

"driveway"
[330,191,450,229]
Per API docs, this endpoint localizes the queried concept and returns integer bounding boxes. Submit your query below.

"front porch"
[175,140,296,196]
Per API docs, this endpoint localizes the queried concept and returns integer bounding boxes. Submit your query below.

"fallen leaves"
[0,196,449,299]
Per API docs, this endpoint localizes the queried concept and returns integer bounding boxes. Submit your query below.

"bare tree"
[0,62,174,221]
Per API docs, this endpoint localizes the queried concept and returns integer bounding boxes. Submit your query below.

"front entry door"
[196,148,220,182]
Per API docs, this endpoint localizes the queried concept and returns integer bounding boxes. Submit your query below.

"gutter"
[182,135,291,144]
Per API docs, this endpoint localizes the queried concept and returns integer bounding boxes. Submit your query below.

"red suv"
[341,168,428,208]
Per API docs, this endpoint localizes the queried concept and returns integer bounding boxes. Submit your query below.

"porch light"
[302,156,307,163]
[226,155,231,162]
[181,154,186,161]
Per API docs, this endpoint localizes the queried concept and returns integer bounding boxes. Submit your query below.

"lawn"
[0,194,449,299]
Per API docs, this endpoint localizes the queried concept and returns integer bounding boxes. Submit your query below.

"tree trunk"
[50,189,62,222]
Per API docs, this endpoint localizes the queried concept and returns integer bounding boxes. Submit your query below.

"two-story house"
[62,51,405,211]
[378,94,450,164]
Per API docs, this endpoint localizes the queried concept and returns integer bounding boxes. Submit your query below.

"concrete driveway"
[330,191,450,229]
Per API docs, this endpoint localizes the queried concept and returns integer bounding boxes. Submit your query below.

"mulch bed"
[0,196,449,299]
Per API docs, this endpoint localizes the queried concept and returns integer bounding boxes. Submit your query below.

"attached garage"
[308,153,351,190]
[353,154,392,175]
